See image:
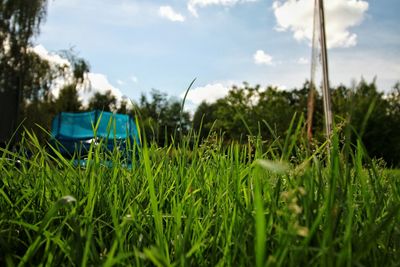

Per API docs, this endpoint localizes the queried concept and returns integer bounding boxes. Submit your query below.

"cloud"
[30,45,74,99]
[32,45,70,67]
[116,79,125,85]
[31,44,127,106]
[254,50,273,65]
[183,83,230,105]
[130,76,138,83]
[276,84,287,91]
[82,73,125,105]
[297,57,309,65]
[159,6,185,22]
[188,0,258,17]
[272,0,368,48]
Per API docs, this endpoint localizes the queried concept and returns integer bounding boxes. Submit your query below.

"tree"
[53,51,90,113]
[346,80,400,167]
[138,89,191,146]
[193,101,218,139]
[385,83,400,166]
[193,80,400,166]
[117,97,131,114]
[88,90,117,112]
[0,0,49,145]
[54,84,82,112]
[16,51,90,145]
[193,83,314,143]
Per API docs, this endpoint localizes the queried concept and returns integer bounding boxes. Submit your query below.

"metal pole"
[318,0,333,137]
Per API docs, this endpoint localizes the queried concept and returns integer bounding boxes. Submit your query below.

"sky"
[35,0,400,110]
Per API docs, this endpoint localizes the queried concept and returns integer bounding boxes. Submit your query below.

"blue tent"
[51,110,140,157]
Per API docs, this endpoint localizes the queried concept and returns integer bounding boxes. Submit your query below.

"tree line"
[16,75,400,167]
[192,81,400,167]
[1,1,399,167]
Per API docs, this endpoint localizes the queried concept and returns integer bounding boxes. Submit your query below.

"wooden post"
[307,0,319,142]
[307,83,315,142]
[318,0,333,137]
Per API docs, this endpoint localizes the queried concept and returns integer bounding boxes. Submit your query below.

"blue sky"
[35,0,400,108]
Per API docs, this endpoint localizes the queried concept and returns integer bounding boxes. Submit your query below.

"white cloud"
[116,79,125,85]
[130,76,138,83]
[272,0,368,48]
[269,84,288,91]
[31,44,127,107]
[82,73,125,105]
[188,0,258,17]
[183,83,230,104]
[159,6,185,22]
[30,45,74,99]
[297,57,309,65]
[254,50,273,65]
[31,45,71,67]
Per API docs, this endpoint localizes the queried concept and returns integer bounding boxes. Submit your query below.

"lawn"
[0,130,399,266]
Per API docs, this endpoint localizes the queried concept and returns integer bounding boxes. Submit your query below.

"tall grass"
[0,120,399,266]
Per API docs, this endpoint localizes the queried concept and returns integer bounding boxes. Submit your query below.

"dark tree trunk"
[0,89,20,146]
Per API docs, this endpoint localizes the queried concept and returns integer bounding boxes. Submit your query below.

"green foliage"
[193,80,400,166]
[0,1,92,146]
[0,0,49,144]
[88,90,117,112]
[192,101,218,139]
[193,82,323,142]
[17,52,89,145]
[0,126,399,266]
[138,89,191,146]
[54,84,82,113]
[332,79,400,167]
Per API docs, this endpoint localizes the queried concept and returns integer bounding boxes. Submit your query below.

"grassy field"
[0,128,399,266]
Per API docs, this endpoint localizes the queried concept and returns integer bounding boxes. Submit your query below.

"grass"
[0,123,399,266]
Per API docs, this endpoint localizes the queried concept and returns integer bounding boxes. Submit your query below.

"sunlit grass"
[0,123,399,266]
